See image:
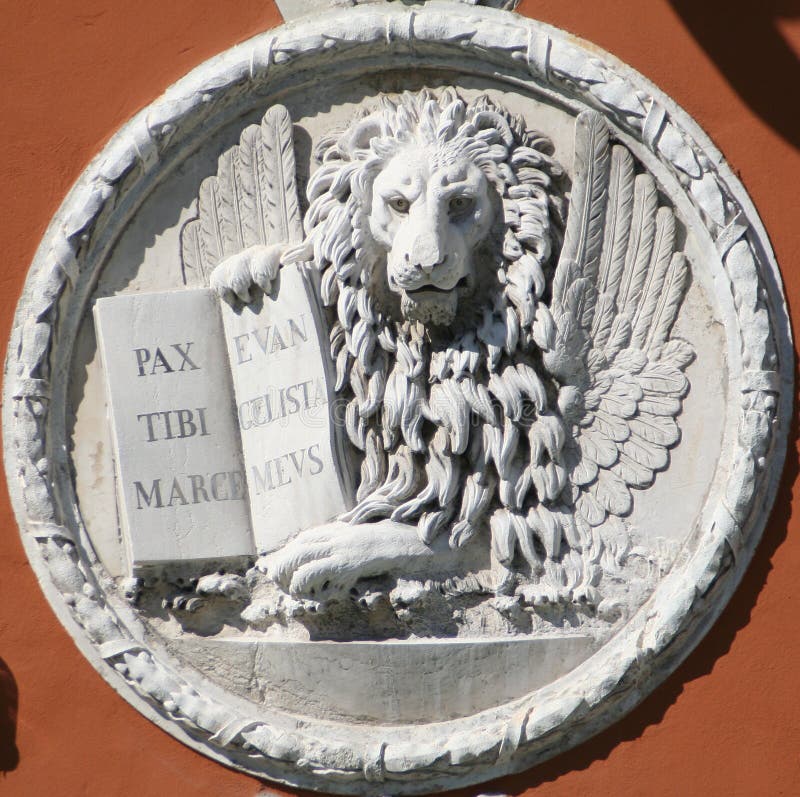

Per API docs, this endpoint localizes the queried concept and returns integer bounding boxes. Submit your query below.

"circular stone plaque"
[4,3,792,794]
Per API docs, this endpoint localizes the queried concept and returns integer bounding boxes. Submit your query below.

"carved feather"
[598,380,640,419]
[576,490,606,527]
[603,315,632,362]
[550,259,579,324]
[578,426,619,468]
[215,149,247,255]
[611,453,654,489]
[629,414,680,447]
[596,145,635,305]
[630,207,675,348]
[592,409,630,443]
[590,292,617,352]
[645,253,689,353]
[261,104,304,244]
[235,125,269,248]
[636,393,682,417]
[637,362,688,396]
[561,112,610,283]
[552,111,609,325]
[659,338,695,370]
[591,469,632,516]
[179,218,203,284]
[621,434,669,470]
[617,173,658,318]
[197,177,225,272]
[610,349,646,375]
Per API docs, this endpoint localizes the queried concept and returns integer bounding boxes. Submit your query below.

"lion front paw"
[256,520,438,602]
[257,525,361,601]
[209,243,283,304]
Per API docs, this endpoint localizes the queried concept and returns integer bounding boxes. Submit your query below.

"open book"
[94,265,354,574]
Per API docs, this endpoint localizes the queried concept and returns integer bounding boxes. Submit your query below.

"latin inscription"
[249,445,325,495]
[134,470,247,509]
[95,290,255,567]
[219,264,351,553]
[134,341,200,375]
[233,314,309,365]
[238,378,327,430]
[128,343,227,505]
[137,407,210,442]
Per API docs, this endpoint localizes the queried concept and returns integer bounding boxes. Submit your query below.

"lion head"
[300,89,569,556]
[367,129,495,325]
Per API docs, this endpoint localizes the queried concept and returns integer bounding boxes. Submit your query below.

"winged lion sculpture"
[181,89,693,608]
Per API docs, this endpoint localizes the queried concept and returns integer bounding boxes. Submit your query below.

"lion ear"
[341,117,386,156]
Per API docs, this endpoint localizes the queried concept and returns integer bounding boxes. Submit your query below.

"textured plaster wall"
[0,1,798,795]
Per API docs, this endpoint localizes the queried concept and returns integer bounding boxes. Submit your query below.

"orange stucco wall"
[1,2,797,795]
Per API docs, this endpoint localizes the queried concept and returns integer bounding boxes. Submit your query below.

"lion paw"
[209,243,283,304]
[257,520,436,602]
[258,542,357,601]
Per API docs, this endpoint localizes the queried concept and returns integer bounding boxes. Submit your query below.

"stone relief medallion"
[4,3,792,794]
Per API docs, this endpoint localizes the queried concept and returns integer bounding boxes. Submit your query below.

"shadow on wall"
[669,0,800,150]
[0,657,18,774]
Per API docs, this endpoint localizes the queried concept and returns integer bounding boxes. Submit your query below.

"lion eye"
[449,195,474,215]
[388,196,410,213]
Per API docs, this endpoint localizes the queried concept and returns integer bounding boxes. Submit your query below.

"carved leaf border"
[3,4,791,793]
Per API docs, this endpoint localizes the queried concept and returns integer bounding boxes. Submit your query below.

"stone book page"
[220,262,354,554]
[94,290,254,571]
[95,267,353,571]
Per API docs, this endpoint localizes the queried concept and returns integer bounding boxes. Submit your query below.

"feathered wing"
[545,110,693,553]
[180,105,303,284]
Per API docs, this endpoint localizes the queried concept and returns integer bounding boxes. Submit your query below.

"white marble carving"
[94,290,254,569]
[220,263,353,553]
[3,3,791,795]
[170,89,693,613]
[94,274,350,569]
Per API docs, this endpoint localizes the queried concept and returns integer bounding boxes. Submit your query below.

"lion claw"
[209,243,284,304]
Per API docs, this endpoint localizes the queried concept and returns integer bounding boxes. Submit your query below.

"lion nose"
[407,230,443,274]
[418,258,445,275]
[404,252,446,275]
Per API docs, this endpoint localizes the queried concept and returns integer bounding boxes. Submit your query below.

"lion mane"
[301,89,574,579]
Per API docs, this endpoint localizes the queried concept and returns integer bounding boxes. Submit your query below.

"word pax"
[134,342,199,376]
